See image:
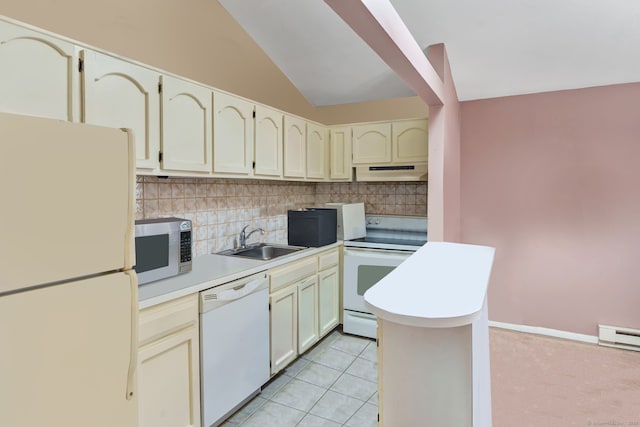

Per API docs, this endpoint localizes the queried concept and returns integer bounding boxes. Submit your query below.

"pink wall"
[460,83,640,335]
[427,44,462,242]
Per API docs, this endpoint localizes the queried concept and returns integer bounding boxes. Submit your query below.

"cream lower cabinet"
[297,275,320,353]
[269,256,317,374]
[318,266,340,337]
[269,283,299,375]
[269,249,342,374]
[138,294,201,427]
[318,249,340,337]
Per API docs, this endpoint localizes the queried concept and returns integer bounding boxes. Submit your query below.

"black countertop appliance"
[287,208,337,247]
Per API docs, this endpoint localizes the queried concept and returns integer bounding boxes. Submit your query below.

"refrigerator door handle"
[125,270,138,400]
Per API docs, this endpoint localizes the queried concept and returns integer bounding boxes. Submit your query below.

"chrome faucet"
[239,225,265,248]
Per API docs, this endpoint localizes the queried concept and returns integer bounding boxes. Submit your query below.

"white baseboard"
[489,321,598,344]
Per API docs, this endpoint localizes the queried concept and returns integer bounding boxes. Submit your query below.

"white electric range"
[342,214,428,339]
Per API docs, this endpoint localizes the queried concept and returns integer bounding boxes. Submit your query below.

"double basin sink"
[217,243,306,261]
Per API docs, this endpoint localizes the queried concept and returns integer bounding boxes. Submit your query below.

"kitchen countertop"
[138,242,342,309]
[364,241,495,328]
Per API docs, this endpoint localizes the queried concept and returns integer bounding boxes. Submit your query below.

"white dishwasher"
[200,271,270,427]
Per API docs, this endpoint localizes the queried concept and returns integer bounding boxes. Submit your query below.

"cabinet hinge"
[252,109,256,119]
[252,161,256,169]
[158,82,163,94]
[378,413,380,422]
[78,58,84,73]
[268,303,271,311]
[158,151,163,162]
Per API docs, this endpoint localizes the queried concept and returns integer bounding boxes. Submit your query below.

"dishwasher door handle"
[217,278,264,301]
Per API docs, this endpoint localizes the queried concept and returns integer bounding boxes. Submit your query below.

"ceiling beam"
[324,0,445,106]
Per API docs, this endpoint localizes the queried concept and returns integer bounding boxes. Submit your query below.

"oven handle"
[344,247,413,258]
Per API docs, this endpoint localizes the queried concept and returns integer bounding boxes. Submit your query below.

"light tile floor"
[221,329,378,427]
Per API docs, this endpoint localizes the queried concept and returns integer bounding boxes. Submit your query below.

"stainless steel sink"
[217,243,306,260]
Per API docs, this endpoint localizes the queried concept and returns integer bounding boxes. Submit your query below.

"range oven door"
[343,247,412,314]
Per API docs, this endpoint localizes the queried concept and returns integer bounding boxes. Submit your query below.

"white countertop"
[138,242,342,309]
[363,242,495,328]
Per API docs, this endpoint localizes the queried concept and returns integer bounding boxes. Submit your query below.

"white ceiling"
[218,0,640,106]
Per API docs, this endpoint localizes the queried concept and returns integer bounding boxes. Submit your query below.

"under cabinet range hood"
[355,164,428,182]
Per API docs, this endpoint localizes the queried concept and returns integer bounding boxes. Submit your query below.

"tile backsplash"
[136,176,427,256]
[315,182,427,216]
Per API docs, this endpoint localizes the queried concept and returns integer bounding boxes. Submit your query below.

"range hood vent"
[355,164,427,182]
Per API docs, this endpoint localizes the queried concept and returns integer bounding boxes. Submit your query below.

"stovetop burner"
[343,214,428,251]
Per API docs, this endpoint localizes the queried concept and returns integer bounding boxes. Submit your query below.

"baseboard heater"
[598,324,640,351]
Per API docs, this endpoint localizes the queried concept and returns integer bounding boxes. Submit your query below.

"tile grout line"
[339,338,378,427]
[234,331,376,426]
[294,335,376,426]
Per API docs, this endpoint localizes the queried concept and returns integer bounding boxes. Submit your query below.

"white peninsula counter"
[364,241,496,427]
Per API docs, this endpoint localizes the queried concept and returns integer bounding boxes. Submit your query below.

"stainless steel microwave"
[134,217,192,285]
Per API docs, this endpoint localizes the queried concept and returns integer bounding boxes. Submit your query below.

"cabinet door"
[283,114,306,179]
[138,294,200,427]
[0,21,79,122]
[138,326,201,427]
[213,91,254,175]
[82,50,160,170]
[352,122,391,165]
[306,123,329,181]
[160,75,212,173]
[254,104,283,178]
[392,119,428,163]
[318,266,340,337]
[329,126,352,180]
[297,275,319,353]
[270,284,298,375]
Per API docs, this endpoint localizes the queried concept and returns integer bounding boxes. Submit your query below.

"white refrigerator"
[0,113,138,427]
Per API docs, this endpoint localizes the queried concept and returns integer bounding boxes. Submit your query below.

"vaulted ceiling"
[218,0,640,106]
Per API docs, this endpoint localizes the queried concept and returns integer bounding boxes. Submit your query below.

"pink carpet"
[490,328,640,426]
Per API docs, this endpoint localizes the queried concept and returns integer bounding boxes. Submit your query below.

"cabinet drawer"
[270,257,317,293]
[138,293,198,346]
[318,249,339,271]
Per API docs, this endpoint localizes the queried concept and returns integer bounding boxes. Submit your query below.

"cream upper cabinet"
[283,114,306,179]
[306,123,329,181]
[352,122,392,165]
[254,105,283,178]
[329,126,352,181]
[213,91,254,175]
[297,275,320,353]
[392,119,428,164]
[138,294,201,427]
[160,74,212,173]
[0,21,80,122]
[81,50,160,170]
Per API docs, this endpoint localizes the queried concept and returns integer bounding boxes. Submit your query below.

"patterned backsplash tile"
[136,176,427,256]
